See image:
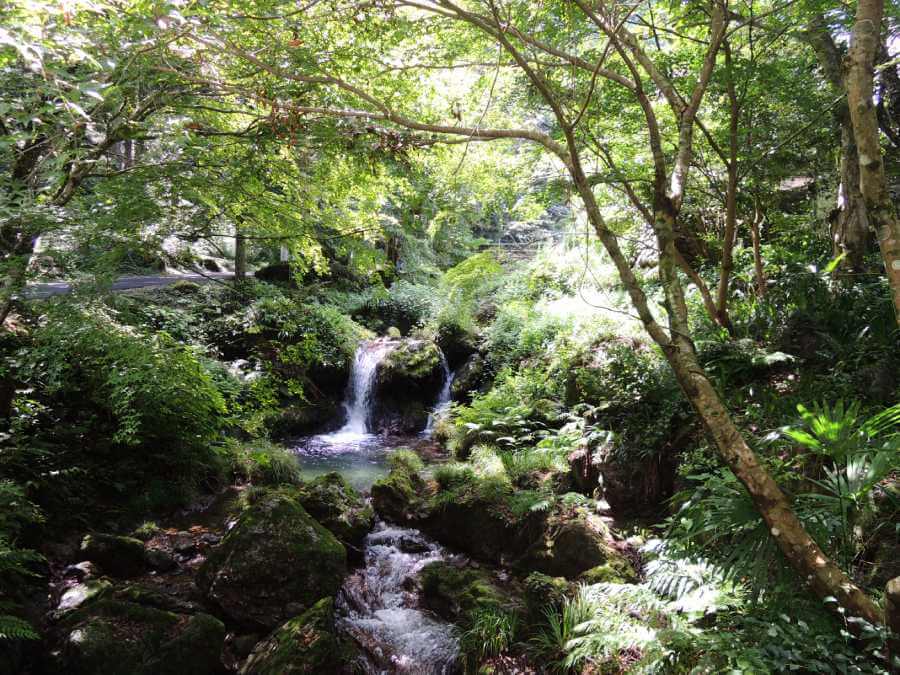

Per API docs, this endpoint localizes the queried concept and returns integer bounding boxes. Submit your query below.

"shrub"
[229,439,302,486]
[0,481,44,642]
[460,606,520,664]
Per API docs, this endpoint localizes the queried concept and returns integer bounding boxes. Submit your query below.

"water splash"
[422,354,453,438]
[338,524,460,673]
[319,339,395,443]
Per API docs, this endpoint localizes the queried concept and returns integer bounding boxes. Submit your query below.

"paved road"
[23,272,240,299]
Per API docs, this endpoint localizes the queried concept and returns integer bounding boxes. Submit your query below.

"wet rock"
[296,472,374,550]
[114,584,202,614]
[435,322,477,370]
[239,597,361,675]
[80,534,146,578]
[398,534,431,554]
[52,599,224,675]
[63,561,99,581]
[197,488,346,630]
[54,579,112,616]
[270,400,344,437]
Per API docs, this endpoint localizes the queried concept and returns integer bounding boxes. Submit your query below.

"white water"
[338,524,460,673]
[422,354,454,437]
[318,339,396,444]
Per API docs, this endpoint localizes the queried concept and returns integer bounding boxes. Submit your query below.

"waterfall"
[327,340,395,441]
[422,355,454,437]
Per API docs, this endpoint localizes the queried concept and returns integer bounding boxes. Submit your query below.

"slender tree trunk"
[568,163,882,627]
[846,0,900,324]
[750,198,767,297]
[234,225,247,283]
[715,43,739,332]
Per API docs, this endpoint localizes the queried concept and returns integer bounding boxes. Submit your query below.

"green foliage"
[0,481,44,642]
[529,594,595,673]
[229,439,302,487]
[354,280,437,333]
[387,448,425,474]
[459,606,520,665]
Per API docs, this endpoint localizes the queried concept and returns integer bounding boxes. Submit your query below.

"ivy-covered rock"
[52,599,225,675]
[239,597,361,674]
[197,488,347,630]
[523,572,571,622]
[79,533,147,578]
[296,472,375,550]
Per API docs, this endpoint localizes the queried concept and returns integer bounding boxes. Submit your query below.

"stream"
[292,340,461,672]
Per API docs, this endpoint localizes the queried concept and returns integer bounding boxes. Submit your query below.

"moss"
[239,597,360,674]
[380,340,442,382]
[579,557,639,585]
[523,572,571,624]
[371,461,427,523]
[296,472,374,548]
[56,599,224,675]
[80,533,146,578]
[197,487,347,629]
[419,561,512,621]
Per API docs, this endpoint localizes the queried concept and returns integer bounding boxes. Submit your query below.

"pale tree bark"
[804,16,871,273]
[714,42,739,332]
[750,197,767,297]
[846,0,900,323]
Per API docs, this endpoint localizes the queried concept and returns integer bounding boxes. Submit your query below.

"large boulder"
[197,488,347,630]
[371,459,429,524]
[372,339,445,434]
[52,599,225,675]
[296,472,375,550]
[270,400,345,437]
[515,512,632,580]
[239,597,360,674]
[79,533,147,578]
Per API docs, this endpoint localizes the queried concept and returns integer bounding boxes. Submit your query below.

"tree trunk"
[804,16,871,275]
[568,164,883,627]
[846,0,900,323]
[750,198,767,298]
[831,117,870,272]
[234,226,247,283]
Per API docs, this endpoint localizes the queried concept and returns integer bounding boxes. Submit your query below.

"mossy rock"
[270,400,344,437]
[197,488,347,630]
[523,572,572,623]
[296,472,375,549]
[419,561,513,621]
[377,339,442,389]
[450,353,486,402]
[371,339,444,433]
[515,513,619,579]
[54,599,224,675]
[371,465,427,524]
[80,533,146,578]
[239,597,361,674]
[579,556,639,585]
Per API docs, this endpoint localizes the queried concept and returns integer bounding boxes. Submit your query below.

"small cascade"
[337,524,460,673]
[422,355,454,437]
[324,339,395,442]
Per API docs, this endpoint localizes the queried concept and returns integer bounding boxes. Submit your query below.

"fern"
[0,614,38,641]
